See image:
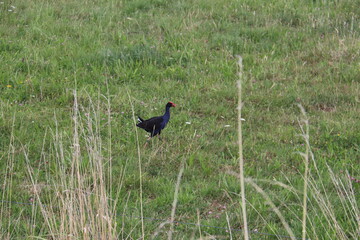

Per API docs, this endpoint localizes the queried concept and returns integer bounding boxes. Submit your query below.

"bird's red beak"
[169,101,176,107]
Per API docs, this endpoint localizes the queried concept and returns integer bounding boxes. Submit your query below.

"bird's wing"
[137,116,163,131]
[144,116,163,128]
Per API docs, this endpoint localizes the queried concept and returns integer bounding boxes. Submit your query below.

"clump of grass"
[24,90,119,239]
[298,105,359,240]
[227,101,359,239]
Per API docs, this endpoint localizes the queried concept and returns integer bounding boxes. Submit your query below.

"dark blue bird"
[137,102,176,137]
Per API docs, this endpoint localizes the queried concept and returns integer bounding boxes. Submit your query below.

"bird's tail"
[137,117,144,123]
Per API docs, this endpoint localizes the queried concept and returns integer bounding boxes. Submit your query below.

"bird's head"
[167,101,176,108]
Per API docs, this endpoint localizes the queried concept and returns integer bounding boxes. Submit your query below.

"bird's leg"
[143,136,152,148]
[144,139,150,148]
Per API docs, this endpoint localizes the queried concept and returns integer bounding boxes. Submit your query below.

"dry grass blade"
[151,158,186,240]
[246,178,297,239]
[197,209,202,240]
[226,212,233,240]
[297,104,310,240]
[151,220,171,239]
[168,158,185,240]
[236,55,249,240]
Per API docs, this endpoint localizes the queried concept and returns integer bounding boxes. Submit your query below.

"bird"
[136,101,176,138]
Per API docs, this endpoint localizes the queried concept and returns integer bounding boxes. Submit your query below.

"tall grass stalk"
[226,212,233,240]
[197,209,202,240]
[236,55,249,240]
[168,158,185,240]
[298,104,310,240]
[105,80,113,195]
[128,91,145,239]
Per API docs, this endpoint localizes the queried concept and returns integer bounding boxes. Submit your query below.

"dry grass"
[227,100,359,240]
[298,104,310,240]
[23,90,119,239]
[236,55,249,240]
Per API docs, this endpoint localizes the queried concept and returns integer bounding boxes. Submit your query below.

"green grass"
[1,0,359,239]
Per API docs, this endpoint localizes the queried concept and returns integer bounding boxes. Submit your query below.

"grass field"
[1,0,359,239]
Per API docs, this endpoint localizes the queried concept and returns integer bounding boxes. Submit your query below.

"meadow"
[1,0,359,239]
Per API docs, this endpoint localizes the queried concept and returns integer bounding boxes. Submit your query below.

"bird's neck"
[163,106,171,120]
